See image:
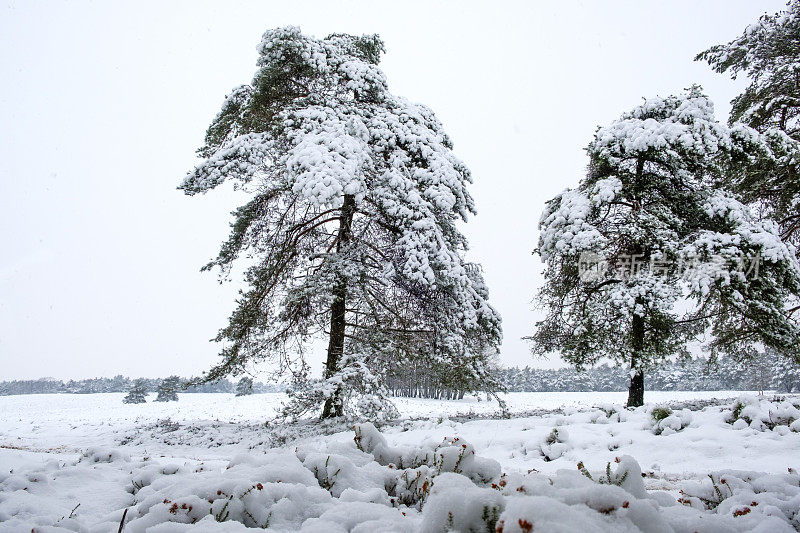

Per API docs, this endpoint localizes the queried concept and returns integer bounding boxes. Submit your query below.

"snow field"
[0,392,799,531]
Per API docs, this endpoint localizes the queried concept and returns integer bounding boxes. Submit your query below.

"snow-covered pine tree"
[530,87,800,406]
[155,375,180,402]
[123,378,148,404]
[180,27,501,418]
[697,1,800,249]
[235,376,254,397]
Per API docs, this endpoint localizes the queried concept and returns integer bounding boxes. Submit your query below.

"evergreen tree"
[697,1,800,248]
[155,376,180,402]
[770,347,800,392]
[123,378,148,404]
[530,88,800,406]
[235,376,254,397]
[180,27,501,418]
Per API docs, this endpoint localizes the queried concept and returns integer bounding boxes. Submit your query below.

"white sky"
[0,0,786,380]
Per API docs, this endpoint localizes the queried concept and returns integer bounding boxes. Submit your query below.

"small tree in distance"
[235,376,254,397]
[123,378,148,404]
[155,376,180,402]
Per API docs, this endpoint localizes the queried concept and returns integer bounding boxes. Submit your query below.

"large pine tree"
[531,87,800,406]
[181,28,501,418]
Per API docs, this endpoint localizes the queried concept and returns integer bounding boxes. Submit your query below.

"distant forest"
[0,376,283,396]
[2,355,798,396]
[497,355,800,394]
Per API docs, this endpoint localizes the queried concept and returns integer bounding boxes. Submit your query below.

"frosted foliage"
[699,1,800,134]
[539,189,606,261]
[685,192,800,297]
[606,276,680,320]
[595,95,726,158]
[698,192,797,265]
[181,28,481,302]
[285,109,370,205]
[591,177,622,205]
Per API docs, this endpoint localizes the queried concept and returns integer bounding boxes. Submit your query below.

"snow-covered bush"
[129,462,183,494]
[588,410,609,424]
[120,424,497,530]
[420,473,503,533]
[540,427,570,461]
[726,395,800,431]
[354,422,435,470]
[577,456,647,498]
[650,406,692,435]
[650,406,672,422]
[301,452,389,498]
[353,422,500,491]
[678,469,800,528]
[589,405,626,424]
[124,450,338,530]
[433,436,501,484]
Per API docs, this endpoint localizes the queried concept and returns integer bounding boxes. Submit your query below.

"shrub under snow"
[2,418,800,531]
[726,395,800,432]
[649,406,693,435]
[539,427,570,461]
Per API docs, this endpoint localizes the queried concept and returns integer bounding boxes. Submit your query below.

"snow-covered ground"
[1,391,799,531]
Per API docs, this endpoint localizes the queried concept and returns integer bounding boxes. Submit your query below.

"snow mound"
[79,447,130,464]
[353,422,501,484]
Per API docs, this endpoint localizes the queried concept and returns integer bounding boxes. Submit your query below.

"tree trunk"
[627,368,644,407]
[321,194,355,419]
[627,308,645,407]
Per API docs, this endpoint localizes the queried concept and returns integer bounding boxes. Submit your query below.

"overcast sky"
[0,0,786,380]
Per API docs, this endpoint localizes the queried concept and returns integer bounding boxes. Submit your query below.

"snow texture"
[1,392,799,531]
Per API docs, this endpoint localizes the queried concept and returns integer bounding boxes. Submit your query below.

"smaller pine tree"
[155,376,180,402]
[123,378,148,404]
[235,376,253,397]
